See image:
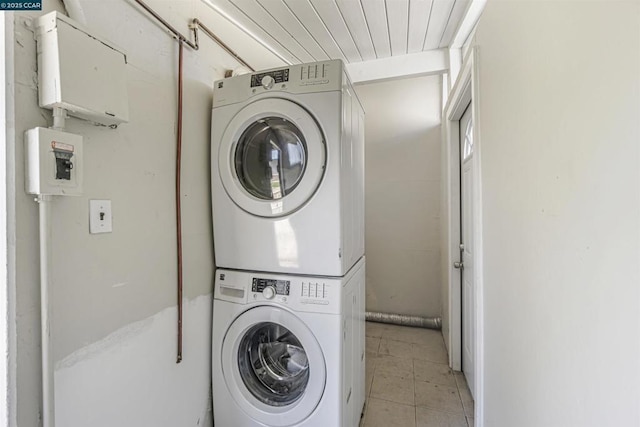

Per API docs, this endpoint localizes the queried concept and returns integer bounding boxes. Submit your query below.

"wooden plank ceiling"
[201,0,471,65]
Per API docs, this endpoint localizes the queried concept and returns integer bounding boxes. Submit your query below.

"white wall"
[4,0,282,425]
[473,2,640,426]
[55,295,213,427]
[0,14,10,427]
[355,76,442,317]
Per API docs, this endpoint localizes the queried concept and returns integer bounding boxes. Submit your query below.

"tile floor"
[360,322,474,427]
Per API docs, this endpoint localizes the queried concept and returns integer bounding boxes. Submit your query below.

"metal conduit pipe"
[366,311,442,330]
[37,195,54,427]
[131,0,197,49]
[191,19,255,72]
[130,0,255,71]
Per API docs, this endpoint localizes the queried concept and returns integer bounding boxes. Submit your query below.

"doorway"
[442,48,484,425]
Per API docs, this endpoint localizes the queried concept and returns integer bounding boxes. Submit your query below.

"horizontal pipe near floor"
[366,311,442,330]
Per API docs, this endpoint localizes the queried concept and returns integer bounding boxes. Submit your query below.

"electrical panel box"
[35,12,129,126]
[25,127,83,196]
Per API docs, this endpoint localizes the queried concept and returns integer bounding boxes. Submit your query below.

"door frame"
[442,48,485,425]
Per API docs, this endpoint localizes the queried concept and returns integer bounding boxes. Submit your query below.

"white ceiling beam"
[450,0,487,48]
[346,49,447,84]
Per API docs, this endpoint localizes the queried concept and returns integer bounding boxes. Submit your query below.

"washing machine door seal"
[221,306,326,426]
[218,98,326,218]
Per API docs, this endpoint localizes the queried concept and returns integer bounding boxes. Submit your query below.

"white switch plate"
[89,199,112,234]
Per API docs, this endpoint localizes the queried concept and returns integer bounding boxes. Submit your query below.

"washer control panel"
[252,278,290,296]
[215,267,349,315]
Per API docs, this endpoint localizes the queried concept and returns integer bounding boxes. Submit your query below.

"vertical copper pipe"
[176,41,184,364]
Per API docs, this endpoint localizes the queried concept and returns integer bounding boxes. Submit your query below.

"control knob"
[261,75,275,90]
[262,286,276,299]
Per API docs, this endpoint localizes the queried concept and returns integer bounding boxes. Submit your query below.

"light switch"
[89,199,112,234]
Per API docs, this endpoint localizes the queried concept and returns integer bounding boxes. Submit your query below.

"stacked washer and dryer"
[210,59,366,427]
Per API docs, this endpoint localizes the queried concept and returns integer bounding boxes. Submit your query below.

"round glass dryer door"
[222,306,326,426]
[219,98,326,217]
[235,118,307,201]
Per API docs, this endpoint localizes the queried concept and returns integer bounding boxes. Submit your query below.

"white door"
[459,103,475,397]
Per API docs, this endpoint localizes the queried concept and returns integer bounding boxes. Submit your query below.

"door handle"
[453,261,464,269]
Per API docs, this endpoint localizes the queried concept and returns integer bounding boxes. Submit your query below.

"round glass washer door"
[221,306,326,426]
[219,98,326,218]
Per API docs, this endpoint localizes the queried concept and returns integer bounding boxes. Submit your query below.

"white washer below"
[212,258,365,427]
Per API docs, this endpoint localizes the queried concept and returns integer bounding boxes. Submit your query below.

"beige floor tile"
[366,355,376,371]
[358,404,366,423]
[416,407,468,427]
[453,371,466,388]
[415,382,464,415]
[381,324,426,344]
[366,373,374,396]
[366,355,376,393]
[367,337,381,354]
[365,322,387,338]
[409,329,447,347]
[370,371,415,405]
[366,359,375,396]
[366,355,377,367]
[453,371,473,416]
[412,342,448,364]
[374,354,414,379]
[379,339,413,359]
[359,403,368,427]
[379,325,444,345]
[457,378,473,405]
[413,359,457,387]
[363,397,416,427]
[466,417,474,427]
[366,354,377,372]
[462,399,474,417]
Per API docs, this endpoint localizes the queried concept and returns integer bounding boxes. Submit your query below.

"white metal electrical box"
[35,12,129,126]
[25,127,83,196]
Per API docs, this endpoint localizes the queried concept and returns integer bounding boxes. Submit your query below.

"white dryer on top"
[211,60,365,277]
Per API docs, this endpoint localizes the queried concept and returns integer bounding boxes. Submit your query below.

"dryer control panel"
[250,69,289,88]
[212,59,343,108]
